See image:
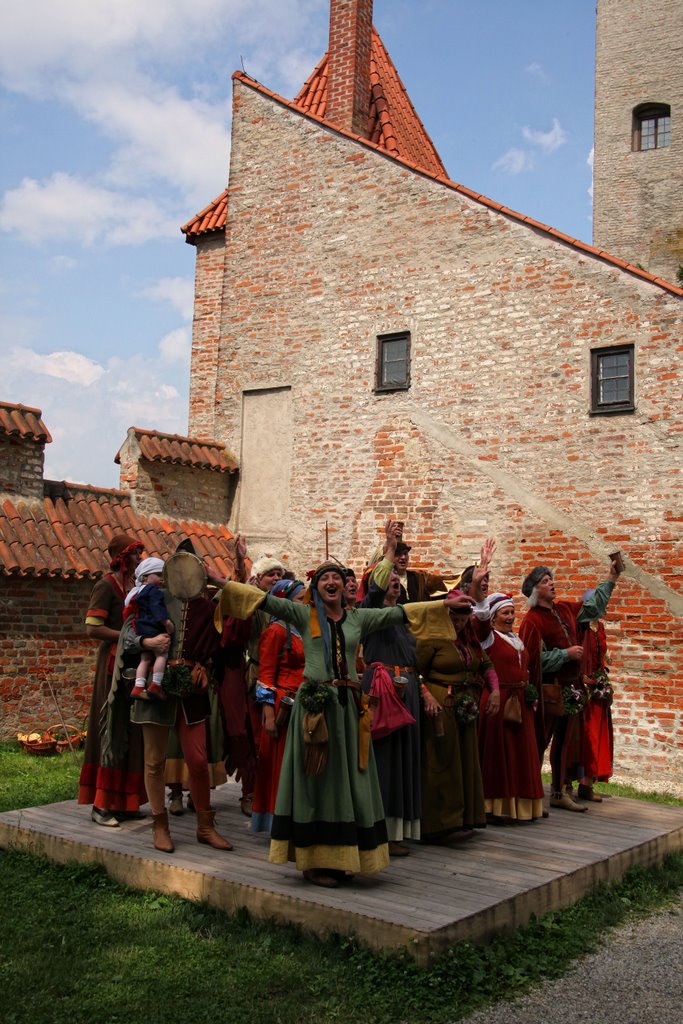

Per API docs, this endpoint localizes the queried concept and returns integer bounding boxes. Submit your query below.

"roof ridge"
[231,70,683,298]
[0,399,44,414]
[129,426,228,448]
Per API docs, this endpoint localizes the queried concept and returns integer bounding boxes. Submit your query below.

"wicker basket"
[45,723,86,753]
[17,730,58,756]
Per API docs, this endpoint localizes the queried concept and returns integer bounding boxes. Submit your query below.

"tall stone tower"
[593,0,683,284]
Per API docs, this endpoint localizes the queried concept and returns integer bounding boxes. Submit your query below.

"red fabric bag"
[368,664,416,740]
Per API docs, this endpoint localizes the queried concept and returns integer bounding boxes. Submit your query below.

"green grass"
[1,744,682,1024]
[0,740,82,813]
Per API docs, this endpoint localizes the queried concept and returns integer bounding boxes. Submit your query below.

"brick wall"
[327,0,373,136]
[593,0,683,283]
[129,460,234,524]
[188,233,227,442]
[0,576,95,738]
[0,435,45,499]
[188,80,683,790]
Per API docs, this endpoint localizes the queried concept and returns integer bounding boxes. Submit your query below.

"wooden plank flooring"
[1,780,681,964]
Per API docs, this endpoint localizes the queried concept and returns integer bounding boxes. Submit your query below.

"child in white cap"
[125,557,174,700]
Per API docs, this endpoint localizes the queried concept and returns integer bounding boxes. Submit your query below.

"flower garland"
[561,683,586,716]
[299,680,332,714]
[452,692,479,724]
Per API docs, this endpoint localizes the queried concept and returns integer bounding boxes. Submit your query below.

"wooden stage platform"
[1,781,681,964]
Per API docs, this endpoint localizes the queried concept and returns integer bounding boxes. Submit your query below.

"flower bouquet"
[591,668,614,705]
[561,683,586,716]
[524,683,539,708]
[452,692,479,724]
[300,681,332,775]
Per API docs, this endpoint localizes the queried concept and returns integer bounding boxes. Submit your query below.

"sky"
[0,0,597,488]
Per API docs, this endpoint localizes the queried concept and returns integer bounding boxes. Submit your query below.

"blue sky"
[0,0,596,488]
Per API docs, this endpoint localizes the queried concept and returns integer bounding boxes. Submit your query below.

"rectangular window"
[375,332,411,392]
[591,345,635,415]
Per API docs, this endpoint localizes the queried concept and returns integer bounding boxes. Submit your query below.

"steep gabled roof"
[0,401,52,443]
[0,482,238,581]
[115,427,238,474]
[295,28,447,178]
[182,26,445,243]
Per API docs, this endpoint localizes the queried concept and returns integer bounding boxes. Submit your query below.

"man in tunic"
[519,557,622,811]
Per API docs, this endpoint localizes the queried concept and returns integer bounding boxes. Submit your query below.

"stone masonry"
[593,0,683,284]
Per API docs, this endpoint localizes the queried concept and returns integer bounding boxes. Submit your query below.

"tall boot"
[152,811,175,853]
[196,810,233,850]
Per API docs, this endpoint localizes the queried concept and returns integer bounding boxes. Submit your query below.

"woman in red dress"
[477,592,545,823]
[579,595,614,802]
[250,579,306,835]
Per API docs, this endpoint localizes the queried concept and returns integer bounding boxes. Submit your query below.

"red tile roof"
[295,28,447,178]
[228,71,683,298]
[0,481,240,581]
[0,401,52,444]
[116,428,238,474]
[183,27,445,243]
[181,188,229,242]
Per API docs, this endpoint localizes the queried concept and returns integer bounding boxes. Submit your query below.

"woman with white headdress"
[477,592,545,823]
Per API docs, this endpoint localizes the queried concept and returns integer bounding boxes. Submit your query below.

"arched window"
[632,103,671,151]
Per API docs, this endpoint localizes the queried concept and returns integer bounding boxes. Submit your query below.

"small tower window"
[375,332,411,392]
[633,103,671,151]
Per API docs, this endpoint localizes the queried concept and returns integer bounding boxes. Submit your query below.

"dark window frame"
[632,103,671,152]
[374,331,411,393]
[590,344,635,416]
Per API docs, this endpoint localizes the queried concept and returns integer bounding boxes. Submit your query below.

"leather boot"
[152,811,175,853]
[196,810,233,850]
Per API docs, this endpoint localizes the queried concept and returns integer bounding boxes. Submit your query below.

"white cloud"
[68,78,230,206]
[586,146,594,200]
[492,148,534,175]
[158,327,191,364]
[7,346,104,386]
[140,277,195,320]
[524,62,549,84]
[4,344,190,485]
[522,118,567,153]
[0,173,178,247]
[48,254,78,273]
[0,1,248,93]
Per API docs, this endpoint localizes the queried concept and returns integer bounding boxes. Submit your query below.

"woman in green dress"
[216,556,406,887]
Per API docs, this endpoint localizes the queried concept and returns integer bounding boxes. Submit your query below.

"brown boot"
[152,811,175,853]
[196,810,233,850]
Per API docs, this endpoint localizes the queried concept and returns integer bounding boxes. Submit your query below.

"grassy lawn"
[1,742,682,1024]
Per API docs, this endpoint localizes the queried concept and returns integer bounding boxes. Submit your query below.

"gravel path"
[462,896,683,1024]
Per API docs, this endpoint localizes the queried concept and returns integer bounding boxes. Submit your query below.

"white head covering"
[252,555,285,577]
[486,592,515,621]
[135,557,165,583]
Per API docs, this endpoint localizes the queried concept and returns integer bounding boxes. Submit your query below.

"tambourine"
[163,550,207,600]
